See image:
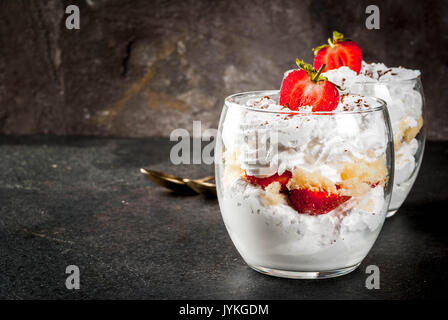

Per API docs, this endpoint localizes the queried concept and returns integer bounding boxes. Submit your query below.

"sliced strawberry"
[313,31,362,74]
[244,171,292,190]
[370,181,380,188]
[279,60,339,112]
[288,188,351,215]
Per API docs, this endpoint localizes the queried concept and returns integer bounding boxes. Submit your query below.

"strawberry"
[313,31,362,74]
[370,181,380,188]
[288,188,351,215]
[279,59,339,112]
[244,171,292,190]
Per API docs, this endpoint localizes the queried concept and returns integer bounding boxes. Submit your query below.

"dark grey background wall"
[0,0,447,139]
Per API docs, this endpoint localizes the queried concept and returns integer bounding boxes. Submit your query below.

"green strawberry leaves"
[295,58,343,90]
[312,31,352,54]
[295,59,328,83]
[332,31,347,43]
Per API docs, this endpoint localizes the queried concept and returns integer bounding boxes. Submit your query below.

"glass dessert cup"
[215,91,394,279]
[349,78,425,218]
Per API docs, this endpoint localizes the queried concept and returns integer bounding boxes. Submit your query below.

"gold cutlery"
[140,168,216,196]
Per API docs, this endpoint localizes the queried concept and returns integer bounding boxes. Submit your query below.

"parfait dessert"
[215,60,394,279]
[311,32,425,216]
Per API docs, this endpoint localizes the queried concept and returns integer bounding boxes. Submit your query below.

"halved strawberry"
[244,171,292,190]
[313,31,362,74]
[279,60,339,111]
[288,188,351,215]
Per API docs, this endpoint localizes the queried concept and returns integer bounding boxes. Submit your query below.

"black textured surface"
[0,136,447,299]
[0,0,447,140]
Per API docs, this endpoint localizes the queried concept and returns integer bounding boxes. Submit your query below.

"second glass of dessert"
[346,73,425,217]
[315,32,425,217]
[215,60,394,279]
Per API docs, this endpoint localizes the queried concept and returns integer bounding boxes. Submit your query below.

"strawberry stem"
[312,64,326,82]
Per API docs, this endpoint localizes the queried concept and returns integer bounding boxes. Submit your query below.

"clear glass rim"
[351,75,421,84]
[224,90,387,115]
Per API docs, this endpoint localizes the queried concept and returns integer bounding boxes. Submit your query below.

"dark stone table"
[0,136,447,299]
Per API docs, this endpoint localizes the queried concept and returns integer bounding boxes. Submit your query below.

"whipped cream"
[220,179,385,270]
[222,94,388,179]
[322,61,421,88]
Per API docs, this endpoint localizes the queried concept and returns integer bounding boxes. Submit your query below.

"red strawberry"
[288,188,351,215]
[280,60,339,112]
[313,31,362,74]
[370,181,380,188]
[244,171,292,190]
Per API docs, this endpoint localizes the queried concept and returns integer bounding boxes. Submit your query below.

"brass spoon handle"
[140,168,196,194]
[140,168,184,182]
[140,168,216,196]
[181,176,214,183]
[197,176,214,182]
